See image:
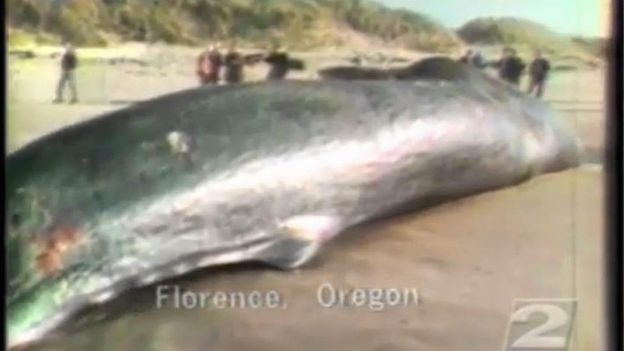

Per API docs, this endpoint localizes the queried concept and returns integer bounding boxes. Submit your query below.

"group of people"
[459,47,552,99]
[195,42,293,86]
[52,40,552,104]
[51,41,296,103]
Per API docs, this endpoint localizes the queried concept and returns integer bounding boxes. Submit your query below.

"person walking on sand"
[527,50,551,99]
[53,42,78,104]
[196,44,223,85]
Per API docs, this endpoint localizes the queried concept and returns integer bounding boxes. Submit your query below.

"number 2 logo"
[502,299,576,351]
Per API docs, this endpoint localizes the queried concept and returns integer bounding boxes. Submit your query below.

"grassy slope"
[457,17,604,67]
[6,0,460,52]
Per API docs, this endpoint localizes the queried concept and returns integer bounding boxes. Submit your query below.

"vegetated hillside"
[571,36,609,58]
[458,17,592,55]
[6,0,461,52]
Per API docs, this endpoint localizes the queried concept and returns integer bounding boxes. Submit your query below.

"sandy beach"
[7,46,605,162]
[7,45,607,351]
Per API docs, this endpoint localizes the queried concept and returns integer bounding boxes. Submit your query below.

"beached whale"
[7,78,578,348]
[318,56,493,83]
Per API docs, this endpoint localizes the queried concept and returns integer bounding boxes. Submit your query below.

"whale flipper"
[258,215,342,269]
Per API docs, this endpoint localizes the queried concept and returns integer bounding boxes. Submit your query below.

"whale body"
[7,77,578,348]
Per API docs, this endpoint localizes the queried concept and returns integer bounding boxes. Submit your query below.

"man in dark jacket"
[223,43,244,84]
[494,47,526,86]
[527,50,551,98]
[265,45,291,81]
[54,42,78,103]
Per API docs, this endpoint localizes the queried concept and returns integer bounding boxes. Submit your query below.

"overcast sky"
[379,0,611,37]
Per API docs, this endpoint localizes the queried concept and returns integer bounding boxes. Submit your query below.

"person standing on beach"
[264,44,291,81]
[224,43,244,84]
[54,43,78,104]
[196,44,222,85]
[527,50,551,99]
[491,47,526,86]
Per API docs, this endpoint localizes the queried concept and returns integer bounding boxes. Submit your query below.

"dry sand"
[7,46,607,351]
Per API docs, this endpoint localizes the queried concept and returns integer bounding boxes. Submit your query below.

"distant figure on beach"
[471,50,486,69]
[491,47,525,86]
[527,50,551,99]
[53,42,78,104]
[265,44,291,81]
[460,49,485,69]
[459,49,473,64]
[196,44,222,85]
[350,56,363,66]
[224,43,244,84]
